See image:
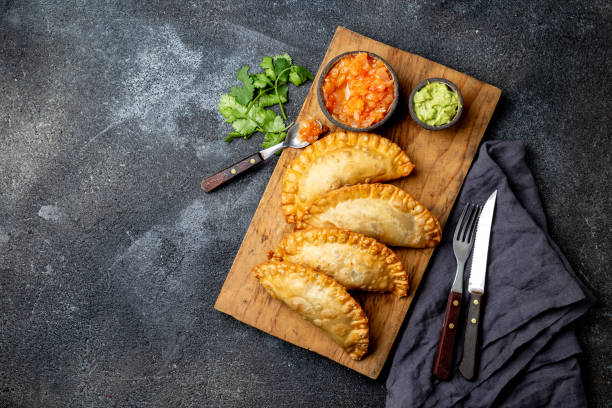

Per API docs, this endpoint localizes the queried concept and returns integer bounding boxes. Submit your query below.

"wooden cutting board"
[215,26,501,379]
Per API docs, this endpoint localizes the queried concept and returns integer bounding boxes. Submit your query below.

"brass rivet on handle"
[452,300,459,306]
[471,318,477,324]
[230,169,237,174]
[474,299,479,305]
[250,159,256,164]
[449,323,455,329]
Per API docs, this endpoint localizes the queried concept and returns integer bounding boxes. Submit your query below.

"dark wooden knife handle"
[459,292,483,380]
[201,153,264,192]
[433,290,463,380]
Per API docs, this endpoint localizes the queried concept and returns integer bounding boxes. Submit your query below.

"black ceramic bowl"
[408,78,463,131]
[317,51,399,132]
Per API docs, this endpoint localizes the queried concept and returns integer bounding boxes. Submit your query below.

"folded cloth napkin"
[386,141,593,408]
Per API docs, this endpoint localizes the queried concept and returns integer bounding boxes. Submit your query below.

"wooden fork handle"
[433,290,462,380]
[201,153,264,192]
[459,292,483,380]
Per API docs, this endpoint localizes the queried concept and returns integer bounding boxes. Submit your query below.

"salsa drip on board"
[298,118,329,144]
[321,52,395,129]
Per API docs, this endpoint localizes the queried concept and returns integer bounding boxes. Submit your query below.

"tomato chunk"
[298,118,328,144]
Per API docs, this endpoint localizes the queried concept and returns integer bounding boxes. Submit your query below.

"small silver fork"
[451,204,482,294]
[432,203,482,380]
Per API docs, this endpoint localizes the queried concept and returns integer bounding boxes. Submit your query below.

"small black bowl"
[317,51,399,132]
[408,78,463,131]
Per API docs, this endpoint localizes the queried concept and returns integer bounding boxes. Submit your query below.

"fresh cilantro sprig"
[218,53,313,149]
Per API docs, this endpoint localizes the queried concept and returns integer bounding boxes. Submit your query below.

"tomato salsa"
[298,118,329,144]
[321,52,395,128]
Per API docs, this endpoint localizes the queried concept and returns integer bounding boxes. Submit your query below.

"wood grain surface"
[433,290,464,380]
[214,26,501,379]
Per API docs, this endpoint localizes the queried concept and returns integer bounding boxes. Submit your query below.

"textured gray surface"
[0,1,609,407]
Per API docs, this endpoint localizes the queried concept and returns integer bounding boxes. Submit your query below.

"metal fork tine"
[467,206,482,243]
[470,205,482,240]
[460,204,477,242]
[462,205,478,242]
[454,204,472,242]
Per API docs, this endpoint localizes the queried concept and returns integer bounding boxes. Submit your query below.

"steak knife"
[458,190,497,380]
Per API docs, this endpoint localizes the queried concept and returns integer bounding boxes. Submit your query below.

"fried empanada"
[299,184,442,248]
[282,131,414,224]
[253,261,369,360]
[269,228,408,297]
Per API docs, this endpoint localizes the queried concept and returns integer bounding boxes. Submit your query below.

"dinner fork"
[432,203,482,380]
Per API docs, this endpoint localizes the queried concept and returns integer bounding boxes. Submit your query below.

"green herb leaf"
[248,105,285,134]
[273,56,291,84]
[229,65,255,105]
[274,53,292,65]
[289,65,313,86]
[219,94,262,141]
[252,73,272,88]
[218,94,248,122]
[261,56,275,81]
[262,131,286,149]
[249,105,276,127]
[225,131,244,142]
[263,115,286,133]
[257,84,288,107]
[231,118,258,137]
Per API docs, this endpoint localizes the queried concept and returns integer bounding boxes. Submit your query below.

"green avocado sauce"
[413,82,461,126]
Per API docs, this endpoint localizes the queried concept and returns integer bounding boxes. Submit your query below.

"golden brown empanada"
[269,228,409,297]
[282,131,414,224]
[253,261,369,360]
[299,184,442,248]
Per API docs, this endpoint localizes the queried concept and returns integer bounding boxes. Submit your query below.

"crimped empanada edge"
[269,228,409,297]
[280,131,414,224]
[253,261,370,360]
[299,184,442,248]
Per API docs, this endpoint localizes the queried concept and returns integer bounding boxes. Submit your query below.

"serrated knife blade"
[467,190,497,294]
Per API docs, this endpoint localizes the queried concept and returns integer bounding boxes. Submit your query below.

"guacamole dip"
[413,82,460,126]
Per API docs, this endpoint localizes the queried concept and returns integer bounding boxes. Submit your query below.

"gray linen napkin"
[386,141,593,408]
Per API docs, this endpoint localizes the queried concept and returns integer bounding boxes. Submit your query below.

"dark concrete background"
[0,1,609,407]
